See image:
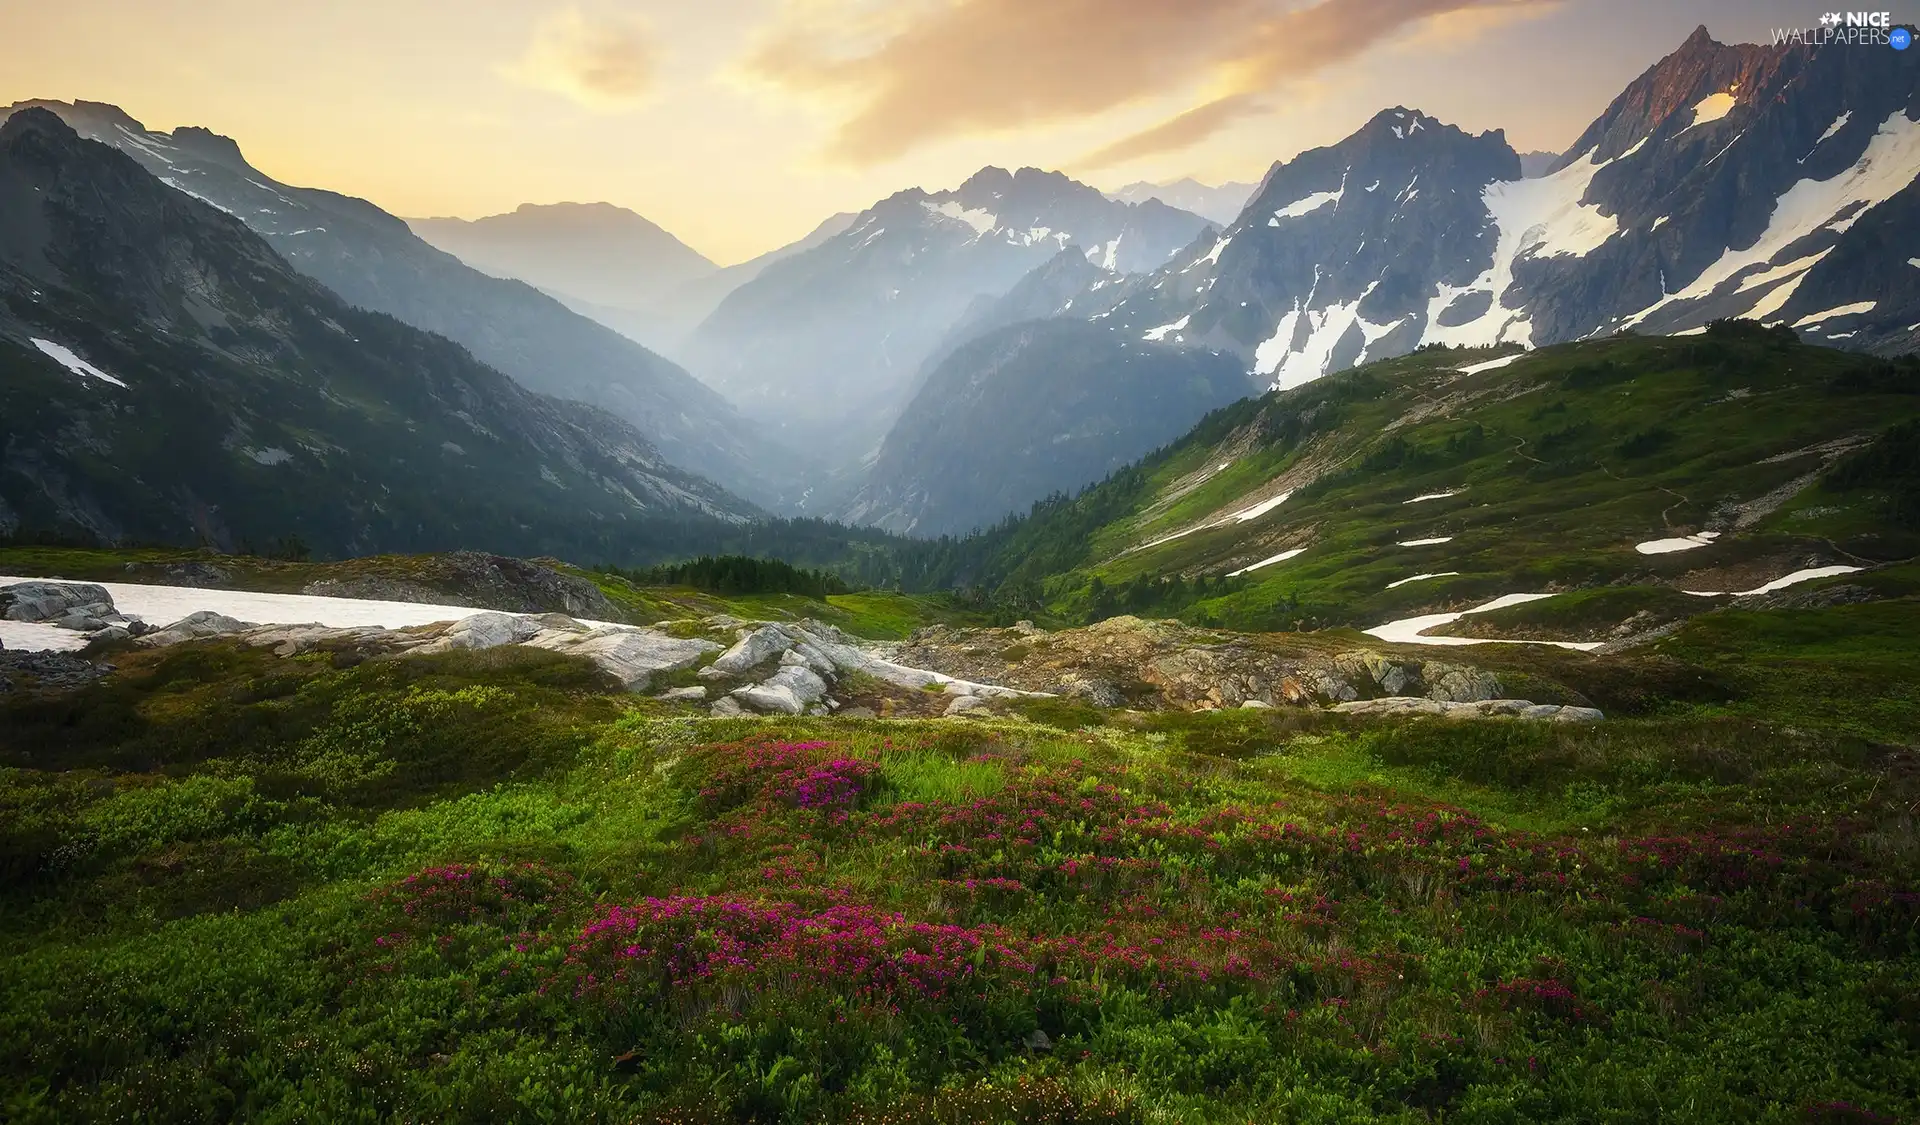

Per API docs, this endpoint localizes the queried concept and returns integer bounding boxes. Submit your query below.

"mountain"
[680,166,1213,453]
[408,201,716,312]
[906,325,1920,634]
[840,319,1253,536]
[0,108,757,557]
[1107,177,1257,225]
[1090,28,1920,389]
[1516,151,1560,178]
[0,100,785,504]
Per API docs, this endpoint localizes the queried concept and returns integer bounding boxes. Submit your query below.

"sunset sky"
[3,0,1822,264]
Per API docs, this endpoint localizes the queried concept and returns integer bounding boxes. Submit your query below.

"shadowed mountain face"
[680,166,1213,456]
[0,109,757,557]
[0,99,794,506]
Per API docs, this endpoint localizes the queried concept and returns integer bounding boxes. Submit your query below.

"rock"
[301,576,454,605]
[944,694,992,716]
[658,685,708,702]
[140,610,256,646]
[1334,651,1420,696]
[526,627,720,692]
[703,614,747,630]
[51,609,117,632]
[0,649,112,692]
[1422,664,1502,703]
[839,706,879,719]
[710,696,748,717]
[2,581,116,623]
[1027,1029,1052,1052]
[419,612,543,652]
[708,625,794,676]
[87,626,132,645]
[1334,697,1603,722]
[1240,699,1274,709]
[732,665,830,715]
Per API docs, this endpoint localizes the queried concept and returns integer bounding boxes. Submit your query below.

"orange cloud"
[508,6,657,111]
[746,0,1553,165]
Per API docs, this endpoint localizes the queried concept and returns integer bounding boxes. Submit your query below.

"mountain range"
[0,99,787,506]
[825,27,1920,536]
[0,109,755,558]
[1106,178,1256,225]
[679,166,1215,457]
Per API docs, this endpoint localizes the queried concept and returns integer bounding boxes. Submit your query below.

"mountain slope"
[408,201,716,311]
[901,326,1920,632]
[841,319,1253,536]
[681,166,1212,452]
[0,108,756,557]
[0,99,784,503]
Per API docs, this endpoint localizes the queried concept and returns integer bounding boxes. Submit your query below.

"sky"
[1,0,1829,264]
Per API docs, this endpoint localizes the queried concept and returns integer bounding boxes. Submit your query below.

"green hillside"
[909,323,1920,635]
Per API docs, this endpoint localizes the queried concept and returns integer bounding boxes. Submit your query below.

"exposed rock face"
[1334,698,1604,721]
[0,581,147,636]
[885,616,1515,711]
[301,553,622,620]
[0,649,113,693]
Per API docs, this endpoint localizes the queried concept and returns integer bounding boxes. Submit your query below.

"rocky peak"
[1555,26,1792,168]
[168,125,248,169]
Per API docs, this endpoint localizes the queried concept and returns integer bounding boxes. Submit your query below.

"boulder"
[944,694,993,717]
[706,625,793,676]
[732,665,830,715]
[140,610,256,646]
[527,626,720,692]
[1422,663,1502,703]
[2,581,116,624]
[658,685,708,702]
[710,696,748,717]
[420,612,544,652]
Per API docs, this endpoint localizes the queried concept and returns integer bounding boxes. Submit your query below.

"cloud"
[508,7,657,111]
[744,0,1553,165]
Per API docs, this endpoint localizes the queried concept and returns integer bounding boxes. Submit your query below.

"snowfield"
[1636,531,1720,555]
[0,575,623,652]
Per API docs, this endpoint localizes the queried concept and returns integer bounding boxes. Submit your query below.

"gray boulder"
[732,665,830,715]
[2,581,116,624]
[140,610,256,646]
[705,625,793,677]
[1333,697,1602,722]
[527,626,719,692]
[658,685,708,702]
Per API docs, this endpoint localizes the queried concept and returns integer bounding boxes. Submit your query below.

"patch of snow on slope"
[1398,537,1453,547]
[1636,531,1718,555]
[1420,150,1620,348]
[157,176,237,215]
[1793,301,1877,327]
[0,621,91,652]
[1200,236,1232,265]
[923,200,997,236]
[1272,179,1344,220]
[1268,298,1367,390]
[1228,547,1307,576]
[1626,109,1920,328]
[1386,571,1460,589]
[1457,352,1524,375]
[1684,565,1862,597]
[31,339,128,387]
[1404,490,1460,504]
[1680,91,1738,134]
[1910,258,1920,269]
[1814,111,1852,149]
[1142,314,1191,342]
[1227,491,1294,523]
[1364,592,1603,650]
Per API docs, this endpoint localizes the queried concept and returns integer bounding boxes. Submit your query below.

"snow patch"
[1457,352,1524,375]
[1793,300,1877,327]
[1272,179,1344,220]
[1635,531,1718,555]
[922,200,997,236]
[1227,547,1307,577]
[1226,491,1293,523]
[1404,490,1460,504]
[1680,91,1738,134]
[1398,537,1453,547]
[1684,565,1862,598]
[1386,572,1460,589]
[31,338,128,388]
[1364,592,1603,650]
[1142,314,1191,342]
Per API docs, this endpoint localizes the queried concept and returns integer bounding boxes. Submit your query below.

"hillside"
[0,99,786,505]
[0,109,755,560]
[900,325,1920,636]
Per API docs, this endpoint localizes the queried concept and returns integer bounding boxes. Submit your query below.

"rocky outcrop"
[1,581,148,636]
[1334,697,1603,722]
[299,553,624,620]
[884,616,1512,711]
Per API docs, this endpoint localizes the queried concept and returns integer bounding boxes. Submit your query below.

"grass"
[2,590,1917,1122]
